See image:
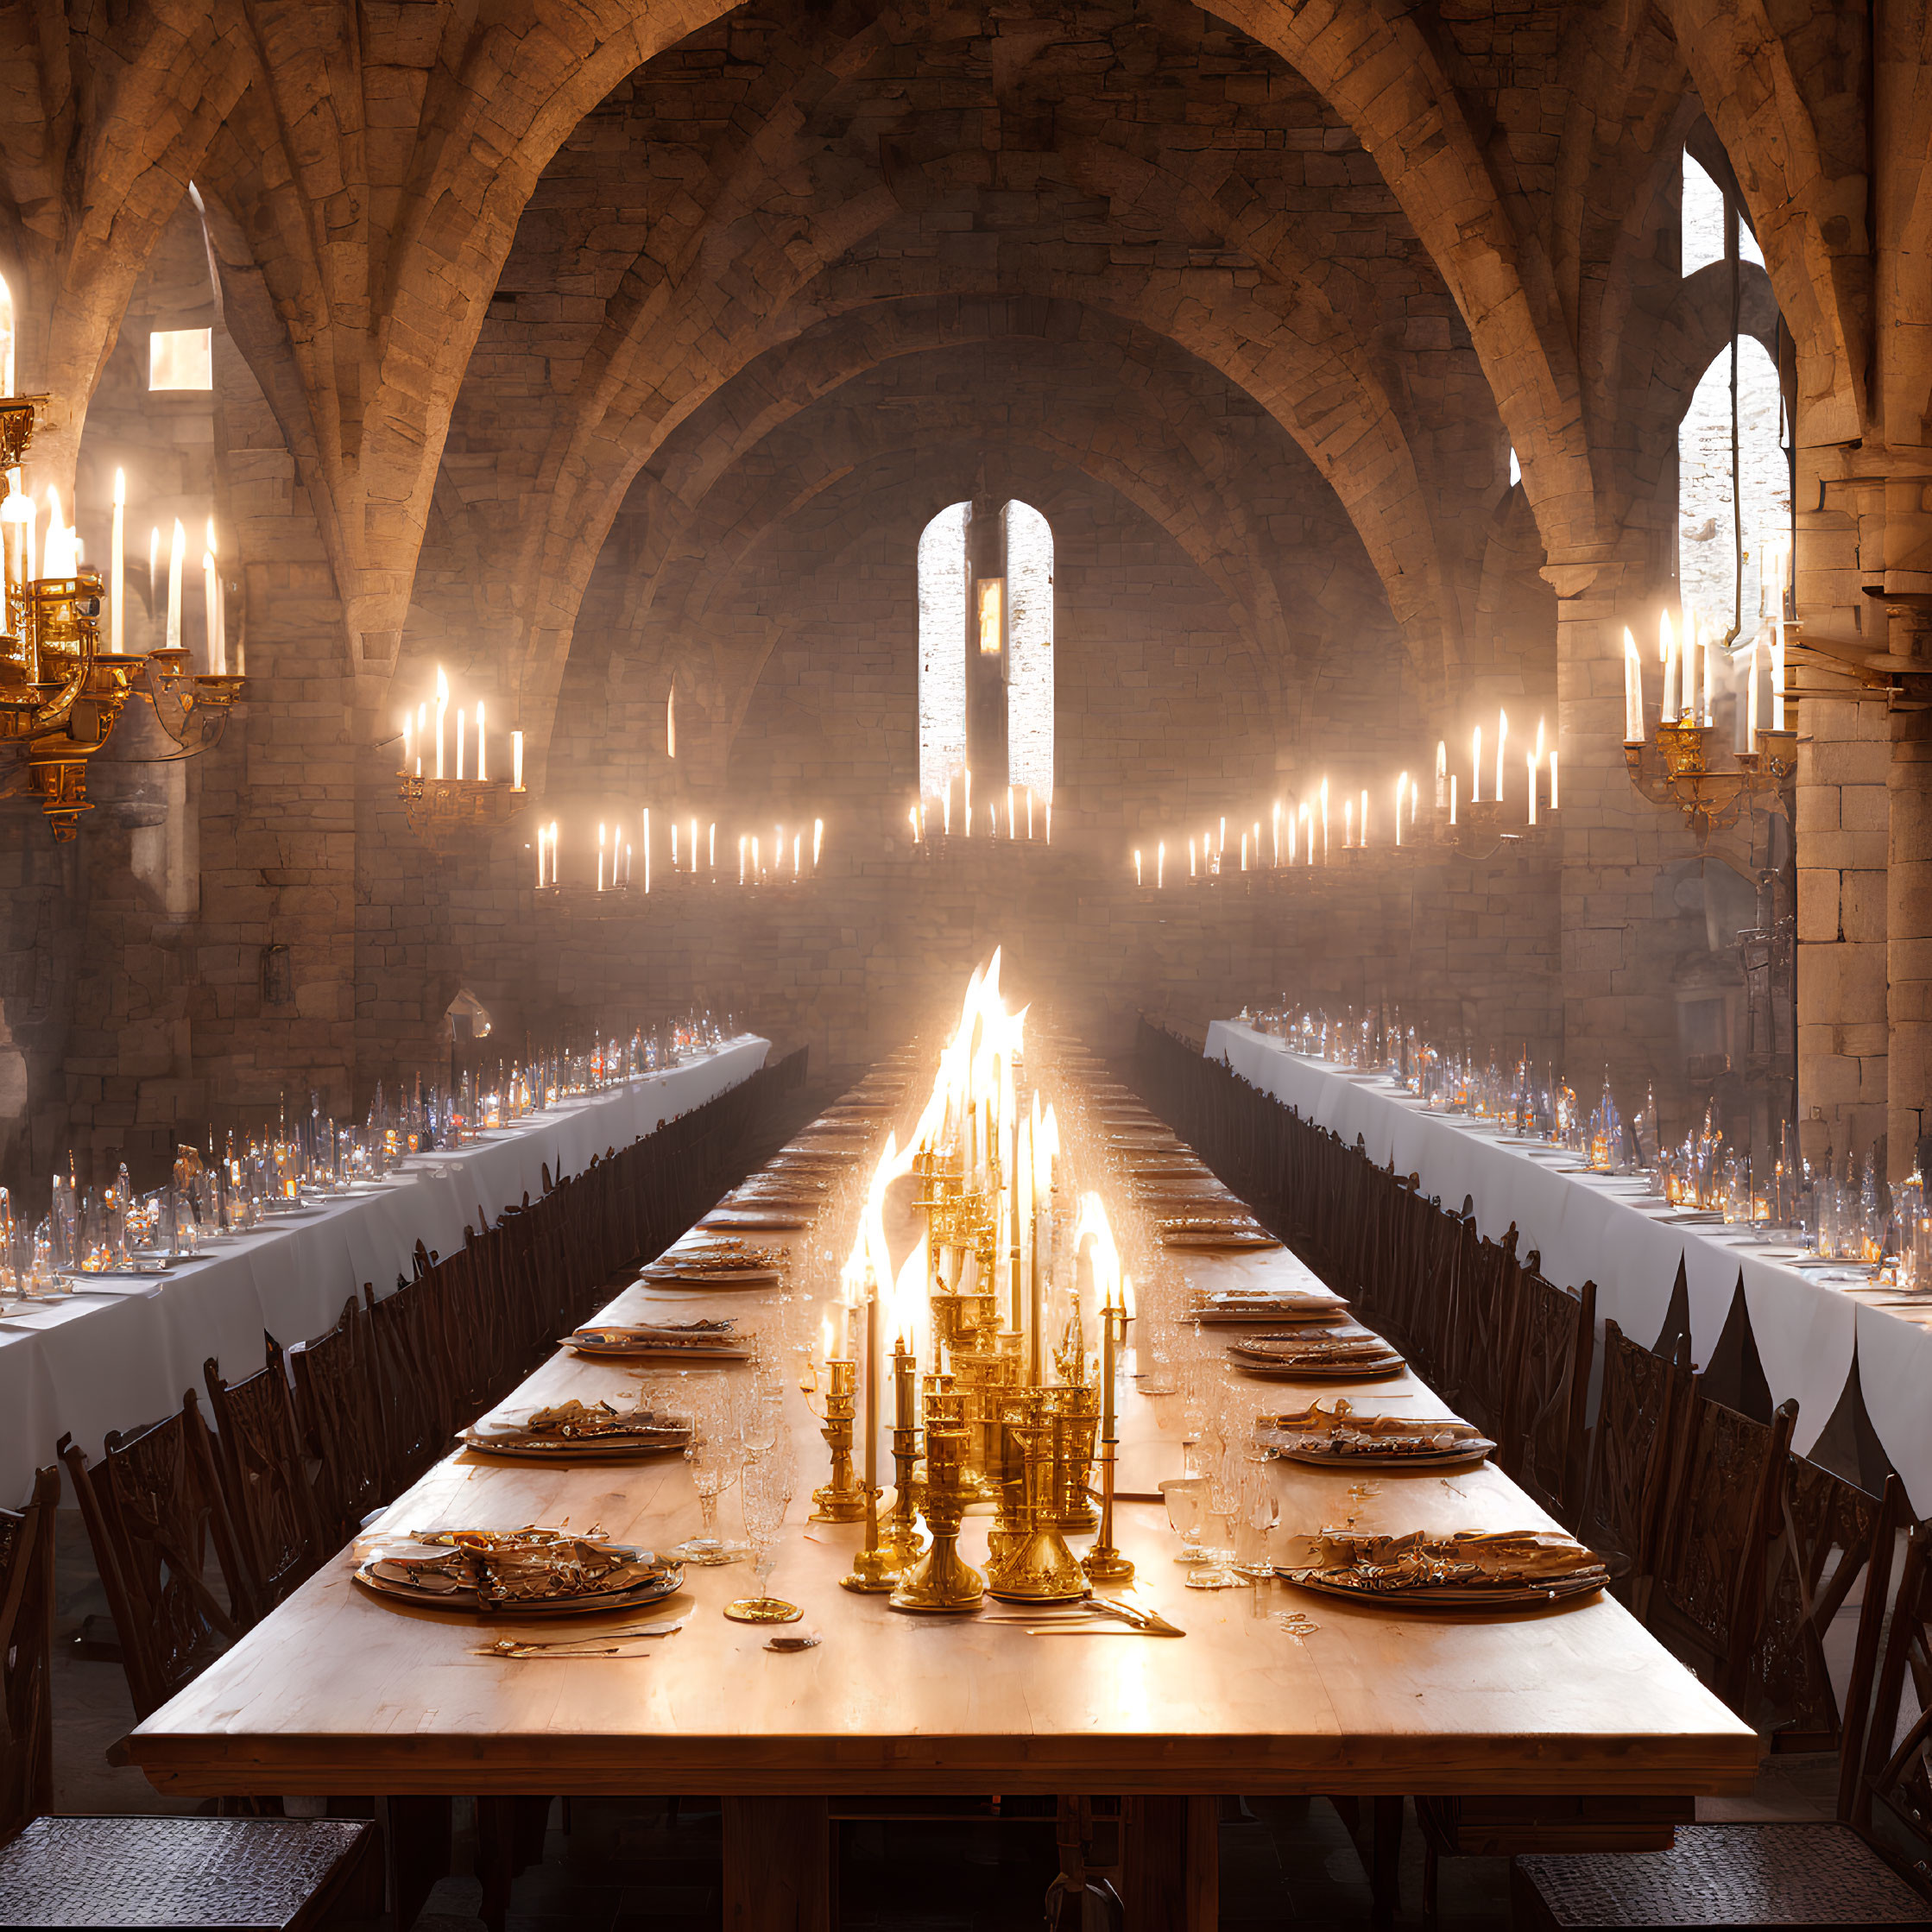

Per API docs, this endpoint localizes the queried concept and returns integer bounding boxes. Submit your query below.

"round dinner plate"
[458,1423,691,1462]
[1163,1229,1282,1250]
[565,1331,752,1361]
[354,1557,685,1618]
[1264,1440,1493,1472]
[1277,1568,1603,1611]
[1233,1354,1407,1380]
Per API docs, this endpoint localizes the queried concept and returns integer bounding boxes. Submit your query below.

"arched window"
[1679,337,1788,630]
[1683,155,1726,275]
[918,499,1053,817]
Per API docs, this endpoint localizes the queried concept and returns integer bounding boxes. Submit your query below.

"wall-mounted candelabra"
[0,398,243,838]
[1620,608,1796,843]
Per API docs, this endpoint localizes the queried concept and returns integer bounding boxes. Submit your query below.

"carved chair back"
[0,1467,58,1844]
[1502,1260,1595,1524]
[59,1393,250,1720]
[1578,1320,1690,1609]
[202,1340,330,1620]
[288,1297,387,1548]
[1649,1386,1796,1714]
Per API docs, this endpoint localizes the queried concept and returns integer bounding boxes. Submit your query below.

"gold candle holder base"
[887,1538,985,1613]
[723,1596,802,1624]
[840,1542,904,1593]
[986,1526,1089,1602]
[1081,1542,1135,1584]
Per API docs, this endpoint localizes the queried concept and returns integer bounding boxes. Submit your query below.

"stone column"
[1890,680,1932,1177]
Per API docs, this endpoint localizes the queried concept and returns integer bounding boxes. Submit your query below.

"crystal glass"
[726,1443,800,1623]
[1159,1474,1207,1563]
[670,1373,748,1565]
[1233,1461,1279,1579]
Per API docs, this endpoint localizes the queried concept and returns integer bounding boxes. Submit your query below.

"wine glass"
[1233,1461,1279,1579]
[1159,1474,1207,1563]
[670,1373,748,1565]
[1184,1441,1242,1589]
[726,1445,800,1624]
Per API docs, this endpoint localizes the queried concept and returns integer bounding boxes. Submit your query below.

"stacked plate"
[1226,1327,1406,1380]
[355,1528,685,1617]
[565,1323,750,1362]
[1278,1528,1607,1610]
[1190,1287,1345,1325]
[1255,1397,1493,1468]
[458,1398,692,1462]
[641,1241,783,1287]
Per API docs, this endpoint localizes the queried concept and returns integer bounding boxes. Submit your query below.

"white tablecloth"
[1205,1020,1932,1512]
[1,1037,769,1504]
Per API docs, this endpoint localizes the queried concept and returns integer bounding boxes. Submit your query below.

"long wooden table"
[129,1105,1756,1927]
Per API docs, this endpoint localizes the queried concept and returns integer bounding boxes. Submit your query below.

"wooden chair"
[288,1297,387,1548]
[1645,1388,1797,1718]
[59,1392,253,1720]
[1500,1260,1595,1525]
[1750,1460,1897,1755]
[363,1272,451,1493]
[1512,1518,1932,1926]
[0,1467,380,1929]
[203,1341,331,1620]
[1445,1223,1519,1442]
[1576,1321,1691,1613]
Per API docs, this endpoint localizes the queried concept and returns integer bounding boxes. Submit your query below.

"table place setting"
[1226,1328,1408,1380]
[1277,1527,1608,1610]
[351,1527,687,1618]
[563,1322,753,1362]
[1190,1285,1346,1325]
[458,1397,693,1461]
[1253,1397,1494,1470]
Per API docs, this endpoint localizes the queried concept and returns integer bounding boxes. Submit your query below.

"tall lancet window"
[917,499,1053,820]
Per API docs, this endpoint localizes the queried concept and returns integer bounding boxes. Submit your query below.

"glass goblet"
[1159,1474,1208,1563]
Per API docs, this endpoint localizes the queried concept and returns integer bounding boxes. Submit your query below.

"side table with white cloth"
[0,1036,769,1504]
[1205,1019,1932,1512]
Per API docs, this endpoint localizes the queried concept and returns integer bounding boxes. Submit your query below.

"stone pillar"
[1890,688,1932,1177]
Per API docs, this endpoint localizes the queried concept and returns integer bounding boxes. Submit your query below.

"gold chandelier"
[0,398,244,839]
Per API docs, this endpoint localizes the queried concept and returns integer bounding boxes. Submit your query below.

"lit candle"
[1026,788,1034,838]
[709,823,716,868]
[813,818,823,868]
[476,702,486,781]
[1661,609,1678,722]
[207,519,225,672]
[455,704,465,780]
[1471,725,1481,803]
[1450,773,1459,825]
[643,807,651,893]
[1343,798,1354,847]
[534,826,545,889]
[1219,814,1226,855]
[109,469,124,653]
[752,835,761,879]
[1435,739,1447,808]
[415,704,426,778]
[739,835,747,885]
[666,682,675,758]
[1360,787,1368,846]
[1623,627,1644,742]
[1188,837,1196,878]
[1045,801,1051,843]
[1239,832,1247,871]
[1495,710,1507,802]
[1134,849,1143,886]
[1549,752,1559,810]
[1007,785,1015,838]
[909,804,919,843]
[1272,800,1281,864]
[550,821,559,882]
[202,541,220,674]
[1157,840,1165,887]
[793,832,801,877]
[511,729,524,791]
[1319,777,1329,859]
[597,824,607,893]
[165,517,185,657]
[434,666,448,780]
[1253,819,1260,863]
[963,767,972,837]
[1395,773,1405,845]
[1527,750,1537,824]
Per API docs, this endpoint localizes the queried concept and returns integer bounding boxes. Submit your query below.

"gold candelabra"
[0,399,244,839]
[1624,718,1797,843]
[984,1389,1088,1602]
[398,773,527,851]
[1083,1293,1134,1582]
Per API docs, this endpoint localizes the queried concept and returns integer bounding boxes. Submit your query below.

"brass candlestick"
[1083,1297,1133,1582]
[889,1420,984,1613]
[881,1337,929,1569]
[810,1358,867,1523]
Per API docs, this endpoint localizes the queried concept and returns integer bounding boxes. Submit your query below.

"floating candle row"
[908,771,1051,843]
[397,666,526,789]
[536,812,827,890]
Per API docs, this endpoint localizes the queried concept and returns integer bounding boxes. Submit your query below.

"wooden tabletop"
[129,1165,1756,1800]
